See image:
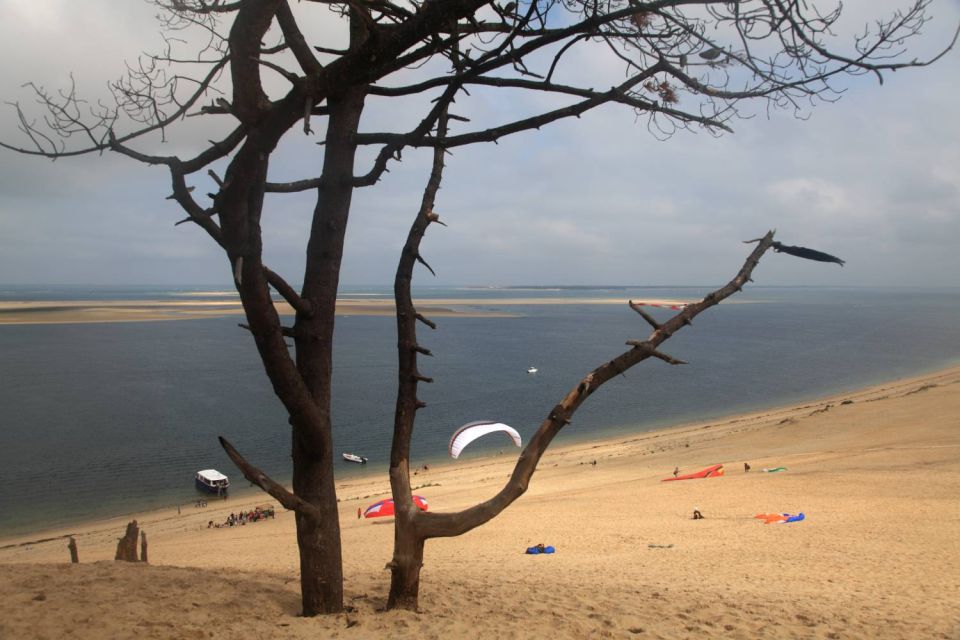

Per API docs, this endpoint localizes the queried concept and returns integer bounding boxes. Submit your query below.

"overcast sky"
[0,0,958,289]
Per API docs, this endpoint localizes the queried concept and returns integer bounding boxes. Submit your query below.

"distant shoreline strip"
[0,297,700,325]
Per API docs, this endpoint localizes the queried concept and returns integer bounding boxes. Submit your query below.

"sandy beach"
[0,296,696,324]
[1,366,958,639]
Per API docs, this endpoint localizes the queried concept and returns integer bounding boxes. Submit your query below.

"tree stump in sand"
[114,520,140,562]
[140,530,148,563]
[67,537,79,563]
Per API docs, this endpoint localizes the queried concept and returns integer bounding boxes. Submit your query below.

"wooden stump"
[67,537,79,563]
[114,520,139,562]
[140,531,148,563]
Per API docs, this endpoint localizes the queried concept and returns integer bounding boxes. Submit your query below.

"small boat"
[342,452,368,464]
[527,366,538,374]
[195,469,230,494]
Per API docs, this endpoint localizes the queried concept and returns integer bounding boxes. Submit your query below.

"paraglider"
[754,512,805,524]
[661,463,724,482]
[363,495,429,519]
[449,421,522,459]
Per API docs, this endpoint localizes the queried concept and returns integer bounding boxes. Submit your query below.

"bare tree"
[3,0,955,616]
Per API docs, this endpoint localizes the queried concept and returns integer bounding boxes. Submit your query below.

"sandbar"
[0,296,697,325]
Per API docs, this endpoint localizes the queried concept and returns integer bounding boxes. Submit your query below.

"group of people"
[208,505,276,529]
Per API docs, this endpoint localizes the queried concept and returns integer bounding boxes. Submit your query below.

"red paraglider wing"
[363,495,429,518]
[661,464,725,482]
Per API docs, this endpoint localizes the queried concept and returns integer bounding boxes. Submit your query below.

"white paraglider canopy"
[448,420,522,459]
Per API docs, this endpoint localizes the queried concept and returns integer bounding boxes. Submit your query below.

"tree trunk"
[387,519,425,611]
[292,86,367,616]
[292,431,343,615]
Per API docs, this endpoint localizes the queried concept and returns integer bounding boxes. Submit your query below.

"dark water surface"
[1,285,958,537]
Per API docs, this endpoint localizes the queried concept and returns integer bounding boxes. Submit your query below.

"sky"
[0,0,958,288]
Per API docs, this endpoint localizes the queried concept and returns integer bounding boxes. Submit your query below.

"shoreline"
[3,363,956,550]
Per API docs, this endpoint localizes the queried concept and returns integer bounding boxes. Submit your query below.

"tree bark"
[387,518,425,611]
[385,99,452,610]
[291,85,367,616]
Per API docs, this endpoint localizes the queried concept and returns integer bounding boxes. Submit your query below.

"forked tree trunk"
[386,232,778,609]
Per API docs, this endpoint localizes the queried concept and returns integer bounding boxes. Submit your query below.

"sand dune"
[2,367,959,639]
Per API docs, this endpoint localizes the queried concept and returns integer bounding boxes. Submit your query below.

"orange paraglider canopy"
[662,464,724,482]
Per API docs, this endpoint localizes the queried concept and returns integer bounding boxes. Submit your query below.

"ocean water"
[1,285,958,538]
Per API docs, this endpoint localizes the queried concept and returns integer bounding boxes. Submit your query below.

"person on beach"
[744,462,751,472]
[673,466,679,478]
[357,507,362,520]
[692,508,704,520]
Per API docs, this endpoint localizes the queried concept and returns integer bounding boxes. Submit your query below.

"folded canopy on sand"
[661,464,725,482]
[755,512,805,524]
[525,545,555,555]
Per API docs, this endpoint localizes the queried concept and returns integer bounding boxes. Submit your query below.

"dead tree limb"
[386,93,455,611]
[383,229,777,609]
[218,436,322,521]
[416,230,776,541]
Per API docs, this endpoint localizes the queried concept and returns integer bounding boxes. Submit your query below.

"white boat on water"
[527,366,538,374]
[342,452,368,464]
[195,469,230,494]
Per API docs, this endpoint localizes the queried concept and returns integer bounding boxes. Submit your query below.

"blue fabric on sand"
[525,545,556,554]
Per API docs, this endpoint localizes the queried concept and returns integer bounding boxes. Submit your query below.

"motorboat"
[195,469,230,494]
[527,366,538,374]
[342,452,368,464]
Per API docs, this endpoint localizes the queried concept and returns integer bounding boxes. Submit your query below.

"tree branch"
[276,0,323,77]
[264,266,313,316]
[219,436,322,520]
[389,96,452,525]
[228,0,282,122]
[415,231,777,538]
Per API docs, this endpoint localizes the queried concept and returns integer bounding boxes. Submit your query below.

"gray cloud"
[1,1,958,287]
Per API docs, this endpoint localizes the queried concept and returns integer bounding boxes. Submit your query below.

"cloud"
[0,1,958,286]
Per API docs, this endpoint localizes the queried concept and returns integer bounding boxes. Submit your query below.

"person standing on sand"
[357,507,362,520]
[744,462,751,472]
[673,466,679,478]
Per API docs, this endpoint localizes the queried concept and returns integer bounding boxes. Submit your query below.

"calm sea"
[1,285,958,538]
